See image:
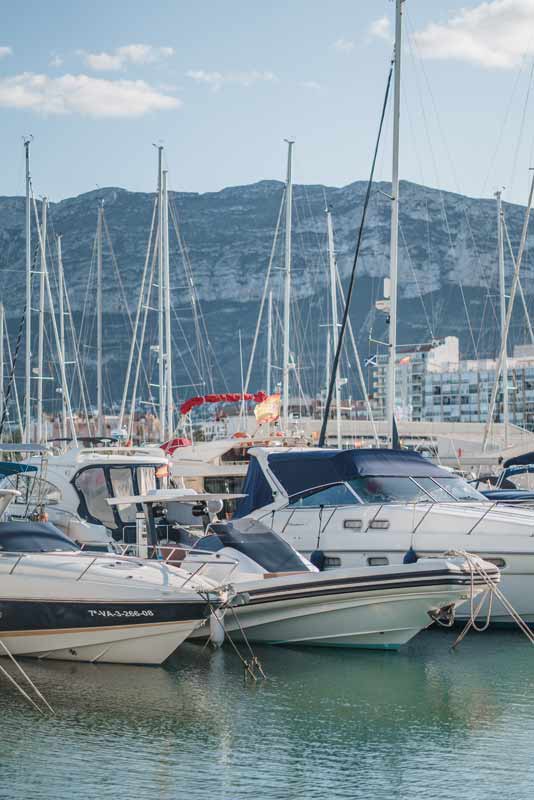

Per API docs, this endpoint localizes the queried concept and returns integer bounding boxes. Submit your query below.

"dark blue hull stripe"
[0,599,210,633]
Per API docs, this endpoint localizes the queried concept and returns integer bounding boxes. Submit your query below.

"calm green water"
[1,630,534,799]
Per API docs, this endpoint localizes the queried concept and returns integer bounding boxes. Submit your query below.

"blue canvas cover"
[267,448,450,498]
[233,457,275,518]
[0,462,37,478]
[503,452,534,468]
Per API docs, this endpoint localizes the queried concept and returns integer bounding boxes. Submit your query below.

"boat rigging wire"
[319,56,394,447]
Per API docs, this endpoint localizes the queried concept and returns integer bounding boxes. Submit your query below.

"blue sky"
[2,0,534,203]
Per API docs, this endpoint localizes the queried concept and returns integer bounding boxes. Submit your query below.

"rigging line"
[483,170,534,450]
[406,14,484,354]
[509,58,534,196]
[319,56,394,448]
[63,285,93,435]
[170,304,202,390]
[167,201,211,379]
[168,201,224,393]
[335,263,379,444]
[118,197,157,428]
[128,243,158,439]
[482,56,529,195]
[0,305,26,439]
[243,187,285,393]
[503,213,534,346]
[102,212,153,416]
[398,222,434,340]
[3,314,24,438]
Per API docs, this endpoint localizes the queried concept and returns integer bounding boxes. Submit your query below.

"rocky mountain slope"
[1,179,532,405]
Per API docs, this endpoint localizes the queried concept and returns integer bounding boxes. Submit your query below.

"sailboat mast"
[157,146,165,441]
[96,201,104,436]
[163,169,173,438]
[282,139,294,429]
[36,198,47,443]
[266,289,273,395]
[326,207,342,448]
[56,234,67,439]
[24,139,31,442]
[386,0,403,448]
[496,189,509,448]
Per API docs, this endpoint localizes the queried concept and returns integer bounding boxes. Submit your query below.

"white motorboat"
[234,446,534,625]
[105,491,498,650]
[183,518,498,649]
[0,492,225,665]
[0,441,171,549]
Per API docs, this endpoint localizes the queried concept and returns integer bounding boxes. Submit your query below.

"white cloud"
[369,16,392,42]
[333,38,354,53]
[49,54,63,68]
[0,46,12,59]
[83,44,175,71]
[0,72,181,117]
[413,0,534,69]
[186,69,276,91]
[301,80,321,90]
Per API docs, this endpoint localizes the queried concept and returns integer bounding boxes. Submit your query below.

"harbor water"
[1,629,534,799]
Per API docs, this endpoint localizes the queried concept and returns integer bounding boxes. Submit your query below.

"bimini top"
[234,448,452,517]
[267,448,449,498]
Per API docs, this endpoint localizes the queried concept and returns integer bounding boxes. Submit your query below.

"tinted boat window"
[202,524,308,573]
[349,476,431,504]
[433,477,486,502]
[289,483,359,508]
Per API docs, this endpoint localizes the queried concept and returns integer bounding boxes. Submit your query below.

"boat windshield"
[348,475,486,505]
[195,520,309,573]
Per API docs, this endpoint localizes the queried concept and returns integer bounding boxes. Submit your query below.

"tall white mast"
[96,201,104,436]
[386,0,403,447]
[56,234,67,439]
[163,169,173,438]
[266,289,273,395]
[282,139,294,429]
[496,189,509,447]
[36,198,47,443]
[24,139,32,442]
[326,207,342,448]
[157,146,166,441]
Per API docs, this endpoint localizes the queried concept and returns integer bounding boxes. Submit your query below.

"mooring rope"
[446,551,534,649]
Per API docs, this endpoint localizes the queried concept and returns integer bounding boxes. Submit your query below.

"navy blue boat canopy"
[0,521,79,552]
[234,457,274,518]
[267,448,450,498]
[503,451,534,468]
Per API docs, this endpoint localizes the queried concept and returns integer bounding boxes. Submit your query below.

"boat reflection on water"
[2,631,534,800]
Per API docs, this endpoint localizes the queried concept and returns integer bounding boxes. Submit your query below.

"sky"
[3,0,534,204]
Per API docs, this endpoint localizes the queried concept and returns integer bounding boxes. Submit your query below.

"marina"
[3,0,534,797]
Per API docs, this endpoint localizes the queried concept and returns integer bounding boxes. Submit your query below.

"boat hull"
[192,566,490,649]
[0,599,209,664]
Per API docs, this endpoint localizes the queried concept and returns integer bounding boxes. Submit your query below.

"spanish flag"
[254,393,281,425]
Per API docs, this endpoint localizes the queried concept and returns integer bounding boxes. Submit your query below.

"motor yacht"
[0,441,171,549]
[0,489,227,665]
[106,491,499,649]
[234,446,534,625]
